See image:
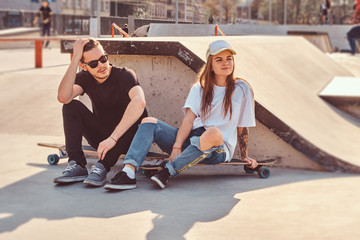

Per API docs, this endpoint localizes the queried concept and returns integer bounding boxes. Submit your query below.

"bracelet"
[172,147,181,150]
[110,136,117,143]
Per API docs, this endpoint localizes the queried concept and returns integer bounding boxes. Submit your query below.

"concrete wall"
[80,54,325,171]
[339,105,360,119]
[148,23,354,51]
[251,120,324,171]
[327,103,360,120]
[0,27,41,49]
[110,55,196,126]
[0,27,64,49]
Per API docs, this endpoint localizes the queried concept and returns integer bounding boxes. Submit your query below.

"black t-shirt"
[37,6,52,24]
[75,66,148,128]
[348,26,360,38]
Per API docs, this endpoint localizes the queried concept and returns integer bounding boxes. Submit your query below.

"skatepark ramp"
[61,36,360,173]
[148,23,352,51]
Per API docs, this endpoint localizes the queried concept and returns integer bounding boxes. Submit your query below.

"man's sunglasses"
[83,54,108,68]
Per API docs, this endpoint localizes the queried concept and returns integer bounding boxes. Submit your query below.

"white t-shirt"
[183,79,256,161]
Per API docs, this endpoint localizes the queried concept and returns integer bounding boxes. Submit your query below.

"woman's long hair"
[197,54,236,122]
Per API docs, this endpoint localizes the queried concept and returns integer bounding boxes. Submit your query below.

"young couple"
[54,38,257,190]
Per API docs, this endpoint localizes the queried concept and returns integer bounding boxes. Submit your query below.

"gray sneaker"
[54,160,88,184]
[83,162,107,187]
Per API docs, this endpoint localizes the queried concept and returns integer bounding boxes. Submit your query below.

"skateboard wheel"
[47,154,60,165]
[244,165,255,174]
[258,167,270,178]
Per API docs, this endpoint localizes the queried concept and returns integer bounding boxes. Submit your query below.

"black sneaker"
[151,167,170,189]
[104,171,136,190]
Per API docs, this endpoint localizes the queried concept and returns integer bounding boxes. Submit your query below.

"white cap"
[206,40,236,59]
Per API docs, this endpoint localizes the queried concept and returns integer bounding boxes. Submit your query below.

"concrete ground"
[0,47,360,240]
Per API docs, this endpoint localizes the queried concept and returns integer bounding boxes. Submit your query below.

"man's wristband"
[110,136,117,143]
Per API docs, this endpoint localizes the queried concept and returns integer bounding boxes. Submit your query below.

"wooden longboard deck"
[200,158,276,165]
[140,158,277,179]
[140,158,276,170]
[37,143,96,153]
[38,142,169,165]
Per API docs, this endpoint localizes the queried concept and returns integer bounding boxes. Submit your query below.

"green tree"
[203,0,236,23]
[250,0,263,20]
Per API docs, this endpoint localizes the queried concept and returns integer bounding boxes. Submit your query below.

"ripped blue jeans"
[123,120,226,176]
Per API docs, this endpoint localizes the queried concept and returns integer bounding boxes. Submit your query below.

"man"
[54,38,147,187]
[33,0,52,48]
[123,24,129,34]
[347,25,360,55]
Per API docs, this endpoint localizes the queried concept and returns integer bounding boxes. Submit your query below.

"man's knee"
[63,99,80,106]
[141,117,158,124]
[62,99,84,114]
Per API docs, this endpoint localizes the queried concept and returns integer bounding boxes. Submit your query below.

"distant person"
[123,23,129,34]
[104,40,258,191]
[208,15,214,24]
[354,0,360,24]
[54,38,148,187]
[321,0,332,24]
[33,0,52,48]
[347,25,360,55]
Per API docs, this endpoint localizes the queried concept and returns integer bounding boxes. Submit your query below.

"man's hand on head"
[72,38,89,62]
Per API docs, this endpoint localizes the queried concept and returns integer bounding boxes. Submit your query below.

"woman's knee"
[141,117,158,124]
[199,127,223,149]
[205,127,223,141]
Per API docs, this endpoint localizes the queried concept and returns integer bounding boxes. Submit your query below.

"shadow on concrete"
[0,162,356,240]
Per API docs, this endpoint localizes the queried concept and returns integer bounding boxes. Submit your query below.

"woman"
[104,40,258,190]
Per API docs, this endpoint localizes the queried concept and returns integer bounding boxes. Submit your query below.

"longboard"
[140,158,277,179]
[37,143,169,165]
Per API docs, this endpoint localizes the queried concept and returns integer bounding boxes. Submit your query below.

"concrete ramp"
[61,36,360,173]
[319,76,360,119]
[148,23,352,50]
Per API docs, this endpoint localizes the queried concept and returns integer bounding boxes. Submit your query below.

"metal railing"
[111,23,130,38]
[215,25,225,36]
[0,36,76,68]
